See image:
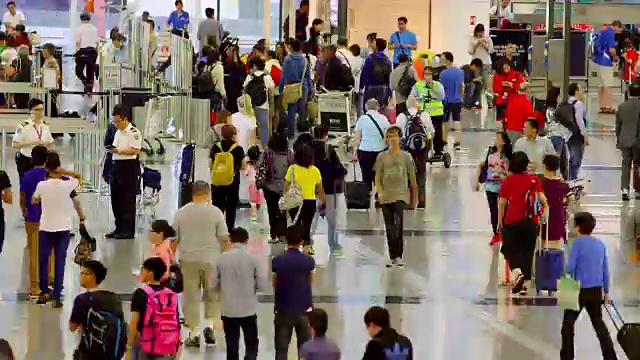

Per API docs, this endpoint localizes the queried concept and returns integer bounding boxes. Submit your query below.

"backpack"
[396,65,416,98]
[371,55,391,85]
[211,142,237,186]
[244,74,268,107]
[383,342,410,360]
[195,65,216,98]
[81,293,127,360]
[403,112,430,151]
[589,31,600,60]
[553,101,580,135]
[139,286,181,355]
[524,177,545,225]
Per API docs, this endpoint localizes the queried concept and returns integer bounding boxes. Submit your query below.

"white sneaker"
[386,259,395,268]
[395,258,405,268]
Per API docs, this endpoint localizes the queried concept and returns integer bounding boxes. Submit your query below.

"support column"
[545,0,554,91]
[70,0,78,37]
[337,0,347,38]
[278,0,284,39]
[264,0,270,41]
[562,0,571,100]
[288,0,296,40]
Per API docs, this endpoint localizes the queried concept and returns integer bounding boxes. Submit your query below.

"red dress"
[624,48,638,81]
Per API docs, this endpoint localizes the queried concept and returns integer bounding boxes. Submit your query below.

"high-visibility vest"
[414,80,444,116]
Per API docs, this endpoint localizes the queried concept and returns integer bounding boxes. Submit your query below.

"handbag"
[278,166,304,211]
[557,275,581,311]
[307,95,319,122]
[282,58,308,105]
[255,149,270,189]
[478,146,495,183]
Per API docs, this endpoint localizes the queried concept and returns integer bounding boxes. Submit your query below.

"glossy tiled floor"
[0,98,638,360]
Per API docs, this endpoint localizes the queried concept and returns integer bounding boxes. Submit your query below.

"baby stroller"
[139,167,162,222]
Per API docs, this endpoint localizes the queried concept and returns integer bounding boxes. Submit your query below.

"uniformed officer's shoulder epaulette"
[21,120,29,126]
[131,126,139,133]
[43,120,49,125]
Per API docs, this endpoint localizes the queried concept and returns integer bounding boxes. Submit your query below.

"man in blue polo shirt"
[439,51,465,150]
[167,0,190,36]
[593,20,622,113]
[388,16,418,68]
[271,224,314,360]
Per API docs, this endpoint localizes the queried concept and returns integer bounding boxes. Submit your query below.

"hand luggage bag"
[535,219,564,293]
[345,163,370,210]
[605,303,640,360]
[176,143,196,208]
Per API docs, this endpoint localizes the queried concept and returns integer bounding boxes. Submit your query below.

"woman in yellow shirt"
[284,144,326,254]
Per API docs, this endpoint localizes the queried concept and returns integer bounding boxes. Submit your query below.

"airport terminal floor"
[0,97,636,359]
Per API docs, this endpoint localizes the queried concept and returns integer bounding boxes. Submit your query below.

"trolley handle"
[604,302,625,332]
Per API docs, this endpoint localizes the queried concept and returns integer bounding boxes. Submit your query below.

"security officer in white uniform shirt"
[106,105,142,239]
[2,1,25,33]
[12,99,54,180]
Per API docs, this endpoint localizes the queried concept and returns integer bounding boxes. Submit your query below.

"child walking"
[246,145,264,222]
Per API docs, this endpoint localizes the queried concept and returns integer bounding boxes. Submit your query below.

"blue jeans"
[254,107,270,148]
[39,230,71,300]
[310,194,341,251]
[550,136,569,180]
[567,136,585,181]
[286,95,308,138]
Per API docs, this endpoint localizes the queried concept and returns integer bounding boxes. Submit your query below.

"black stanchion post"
[562,0,571,101]
[545,0,555,92]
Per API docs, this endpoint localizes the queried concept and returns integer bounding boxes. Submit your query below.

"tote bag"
[557,276,581,312]
[282,58,308,105]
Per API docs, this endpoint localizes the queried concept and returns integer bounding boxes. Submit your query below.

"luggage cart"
[317,90,355,159]
[415,94,452,168]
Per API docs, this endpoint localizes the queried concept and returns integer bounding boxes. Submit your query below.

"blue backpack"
[383,343,410,360]
[589,31,600,60]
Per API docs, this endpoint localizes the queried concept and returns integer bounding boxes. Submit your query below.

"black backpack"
[403,112,429,151]
[396,65,416,98]
[244,74,268,107]
[371,55,391,85]
[553,100,580,135]
[81,293,127,360]
[195,65,216,98]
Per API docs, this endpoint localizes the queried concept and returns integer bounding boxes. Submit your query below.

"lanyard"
[33,124,42,140]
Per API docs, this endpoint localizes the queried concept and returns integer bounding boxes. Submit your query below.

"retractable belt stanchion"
[168,34,193,142]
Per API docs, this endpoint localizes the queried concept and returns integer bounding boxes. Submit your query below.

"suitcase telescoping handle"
[352,161,361,182]
[536,210,550,253]
[604,302,625,332]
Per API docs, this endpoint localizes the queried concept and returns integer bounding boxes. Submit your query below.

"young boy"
[560,212,617,360]
[127,257,181,360]
[362,306,413,359]
[299,308,341,359]
[271,225,314,359]
[213,227,267,360]
[461,58,484,109]
[69,260,126,359]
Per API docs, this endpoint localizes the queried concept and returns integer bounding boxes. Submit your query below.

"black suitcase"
[345,163,371,210]
[177,143,196,208]
[605,303,640,359]
[121,87,151,124]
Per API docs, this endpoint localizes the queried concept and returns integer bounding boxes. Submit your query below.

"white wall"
[347,0,430,52]
[431,0,490,65]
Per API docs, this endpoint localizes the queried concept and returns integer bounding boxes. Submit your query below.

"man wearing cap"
[106,105,142,240]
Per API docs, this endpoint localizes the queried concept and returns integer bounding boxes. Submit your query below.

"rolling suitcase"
[605,303,640,360]
[345,163,370,210]
[535,220,564,293]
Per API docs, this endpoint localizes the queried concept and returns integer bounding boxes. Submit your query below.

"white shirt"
[396,108,435,137]
[513,136,556,173]
[33,177,79,232]
[13,119,54,157]
[336,48,353,68]
[350,56,365,91]
[75,22,99,49]
[242,70,276,110]
[231,112,257,151]
[113,123,143,160]
[2,10,24,30]
[490,5,513,22]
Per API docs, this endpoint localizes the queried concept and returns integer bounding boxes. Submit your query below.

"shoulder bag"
[366,113,386,140]
[278,166,304,211]
[282,58,308,105]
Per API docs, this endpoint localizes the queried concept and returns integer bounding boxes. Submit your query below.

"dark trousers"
[567,136,585,181]
[211,183,240,231]
[486,191,499,235]
[286,96,307,138]
[357,150,381,192]
[560,287,617,360]
[620,145,640,191]
[222,315,259,360]
[274,312,311,360]
[39,230,70,300]
[15,153,33,181]
[550,136,569,180]
[431,115,445,154]
[110,159,140,235]
[501,219,537,280]
[289,199,316,246]
[410,149,428,205]
[381,201,405,259]
[264,188,286,240]
[395,101,408,115]
[363,85,391,108]
[75,47,98,87]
